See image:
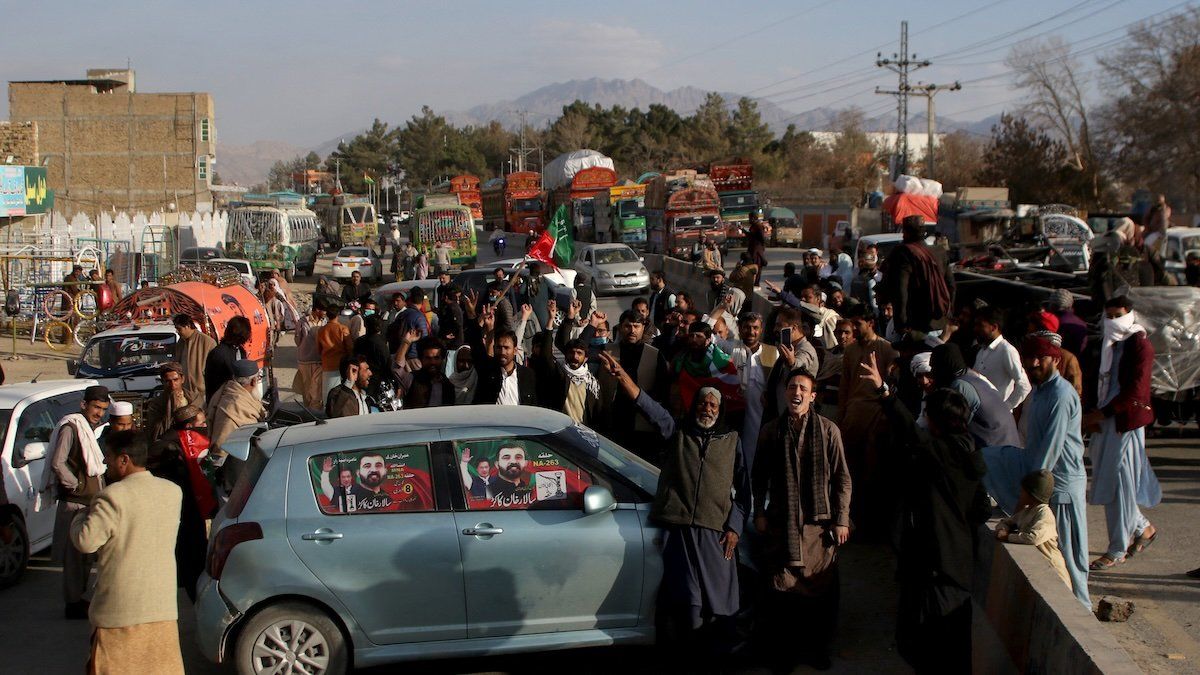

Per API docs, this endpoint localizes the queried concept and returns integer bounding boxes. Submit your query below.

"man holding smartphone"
[763,308,819,426]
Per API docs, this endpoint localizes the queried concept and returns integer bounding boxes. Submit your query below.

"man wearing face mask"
[753,369,852,671]
[1084,295,1161,571]
[148,405,214,601]
[602,352,750,661]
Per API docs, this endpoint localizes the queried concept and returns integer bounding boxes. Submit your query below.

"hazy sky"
[0,0,1186,146]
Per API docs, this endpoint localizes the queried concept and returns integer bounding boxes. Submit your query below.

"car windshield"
[553,424,657,497]
[1178,236,1200,252]
[618,201,645,218]
[578,200,595,217]
[594,247,638,265]
[80,333,176,372]
[673,215,718,229]
[340,248,370,258]
[183,248,219,260]
[0,409,11,448]
[720,193,758,209]
[217,261,250,274]
[513,198,542,212]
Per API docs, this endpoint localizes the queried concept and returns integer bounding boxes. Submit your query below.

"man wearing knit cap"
[1013,334,1091,609]
[995,470,1072,589]
[603,354,750,662]
[1046,289,1088,357]
[1029,330,1082,395]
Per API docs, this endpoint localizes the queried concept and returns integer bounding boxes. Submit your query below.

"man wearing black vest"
[601,351,750,662]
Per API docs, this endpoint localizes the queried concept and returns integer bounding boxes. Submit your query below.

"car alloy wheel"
[0,512,29,587]
[250,618,332,674]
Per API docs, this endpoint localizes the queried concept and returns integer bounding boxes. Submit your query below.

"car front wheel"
[0,511,29,588]
[234,601,348,675]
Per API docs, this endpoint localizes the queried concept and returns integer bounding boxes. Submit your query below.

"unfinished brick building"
[8,68,215,218]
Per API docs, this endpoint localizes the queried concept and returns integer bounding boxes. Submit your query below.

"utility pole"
[876,20,929,178]
[909,82,961,179]
[508,109,540,174]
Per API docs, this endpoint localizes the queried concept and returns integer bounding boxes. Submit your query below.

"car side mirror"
[20,440,49,464]
[582,485,616,516]
[639,256,645,262]
[66,359,78,375]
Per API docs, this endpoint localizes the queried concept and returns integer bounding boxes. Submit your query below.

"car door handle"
[462,526,503,536]
[301,529,343,542]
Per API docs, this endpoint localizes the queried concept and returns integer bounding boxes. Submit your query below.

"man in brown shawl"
[205,359,265,491]
[753,368,851,671]
[172,313,215,404]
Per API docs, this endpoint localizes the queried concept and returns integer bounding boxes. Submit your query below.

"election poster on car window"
[309,446,434,515]
[457,439,592,510]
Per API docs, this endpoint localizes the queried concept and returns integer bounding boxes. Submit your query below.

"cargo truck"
[481,171,544,235]
[710,160,759,250]
[644,171,724,259]
[594,182,647,245]
[547,166,619,242]
[432,174,483,221]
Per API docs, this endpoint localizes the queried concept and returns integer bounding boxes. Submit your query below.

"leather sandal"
[1126,528,1158,558]
[1090,555,1125,571]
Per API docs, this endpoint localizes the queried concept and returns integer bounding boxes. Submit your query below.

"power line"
[875,20,931,177]
[643,0,844,76]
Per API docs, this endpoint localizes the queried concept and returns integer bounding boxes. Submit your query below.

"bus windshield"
[230,209,283,243]
[346,206,372,223]
[618,201,645,219]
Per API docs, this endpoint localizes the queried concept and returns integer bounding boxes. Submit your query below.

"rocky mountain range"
[216,78,1001,186]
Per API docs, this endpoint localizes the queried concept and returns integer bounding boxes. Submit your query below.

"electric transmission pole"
[508,109,540,175]
[909,82,961,179]
[876,21,929,178]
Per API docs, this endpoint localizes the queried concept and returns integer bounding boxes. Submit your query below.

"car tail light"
[332,261,342,267]
[207,522,263,580]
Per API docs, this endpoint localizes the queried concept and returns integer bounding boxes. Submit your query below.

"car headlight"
[599,270,612,279]
[638,267,648,276]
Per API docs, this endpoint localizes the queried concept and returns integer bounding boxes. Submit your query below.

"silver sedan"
[193,407,661,674]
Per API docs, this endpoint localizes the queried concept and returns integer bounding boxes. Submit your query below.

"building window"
[200,118,210,142]
[198,156,208,181]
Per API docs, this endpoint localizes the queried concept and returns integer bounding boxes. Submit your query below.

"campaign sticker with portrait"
[457,439,592,511]
[309,446,435,515]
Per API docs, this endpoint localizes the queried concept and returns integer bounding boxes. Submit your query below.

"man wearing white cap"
[100,401,136,442]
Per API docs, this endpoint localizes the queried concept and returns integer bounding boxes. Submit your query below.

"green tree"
[728,97,773,159]
[1099,7,1200,211]
[980,115,1074,204]
[932,130,986,193]
[685,93,732,163]
[327,118,397,193]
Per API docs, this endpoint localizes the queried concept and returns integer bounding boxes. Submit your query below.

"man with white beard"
[601,351,750,663]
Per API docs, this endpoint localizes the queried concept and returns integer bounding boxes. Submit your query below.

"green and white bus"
[226,192,320,281]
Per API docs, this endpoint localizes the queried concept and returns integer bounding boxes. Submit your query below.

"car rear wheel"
[0,511,29,588]
[234,602,347,675]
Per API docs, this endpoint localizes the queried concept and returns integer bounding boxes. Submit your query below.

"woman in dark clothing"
[861,352,987,674]
[203,316,251,404]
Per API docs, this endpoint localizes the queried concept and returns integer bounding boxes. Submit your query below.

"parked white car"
[208,257,257,290]
[571,243,649,295]
[0,379,99,587]
[332,246,384,280]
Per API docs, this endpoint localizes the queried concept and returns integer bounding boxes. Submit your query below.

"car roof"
[860,233,902,244]
[91,321,176,338]
[274,405,574,447]
[210,257,250,265]
[581,243,632,250]
[0,379,98,406]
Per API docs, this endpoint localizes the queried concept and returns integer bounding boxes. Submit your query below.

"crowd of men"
[38,212,1173,673]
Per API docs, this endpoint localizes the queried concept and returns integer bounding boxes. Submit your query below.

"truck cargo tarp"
[1128,287,1200,394]
[543,150,615,191]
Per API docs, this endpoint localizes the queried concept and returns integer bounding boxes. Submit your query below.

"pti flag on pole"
[363,173,375,185]
[527,204,575,269]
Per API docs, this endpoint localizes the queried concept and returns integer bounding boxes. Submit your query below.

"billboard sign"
[23,166,53,214]
[0,167,24,217]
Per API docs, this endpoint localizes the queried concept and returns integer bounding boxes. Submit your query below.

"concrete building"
[7,68,215,218]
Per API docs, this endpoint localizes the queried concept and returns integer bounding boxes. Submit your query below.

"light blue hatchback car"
[194,406,662,674]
